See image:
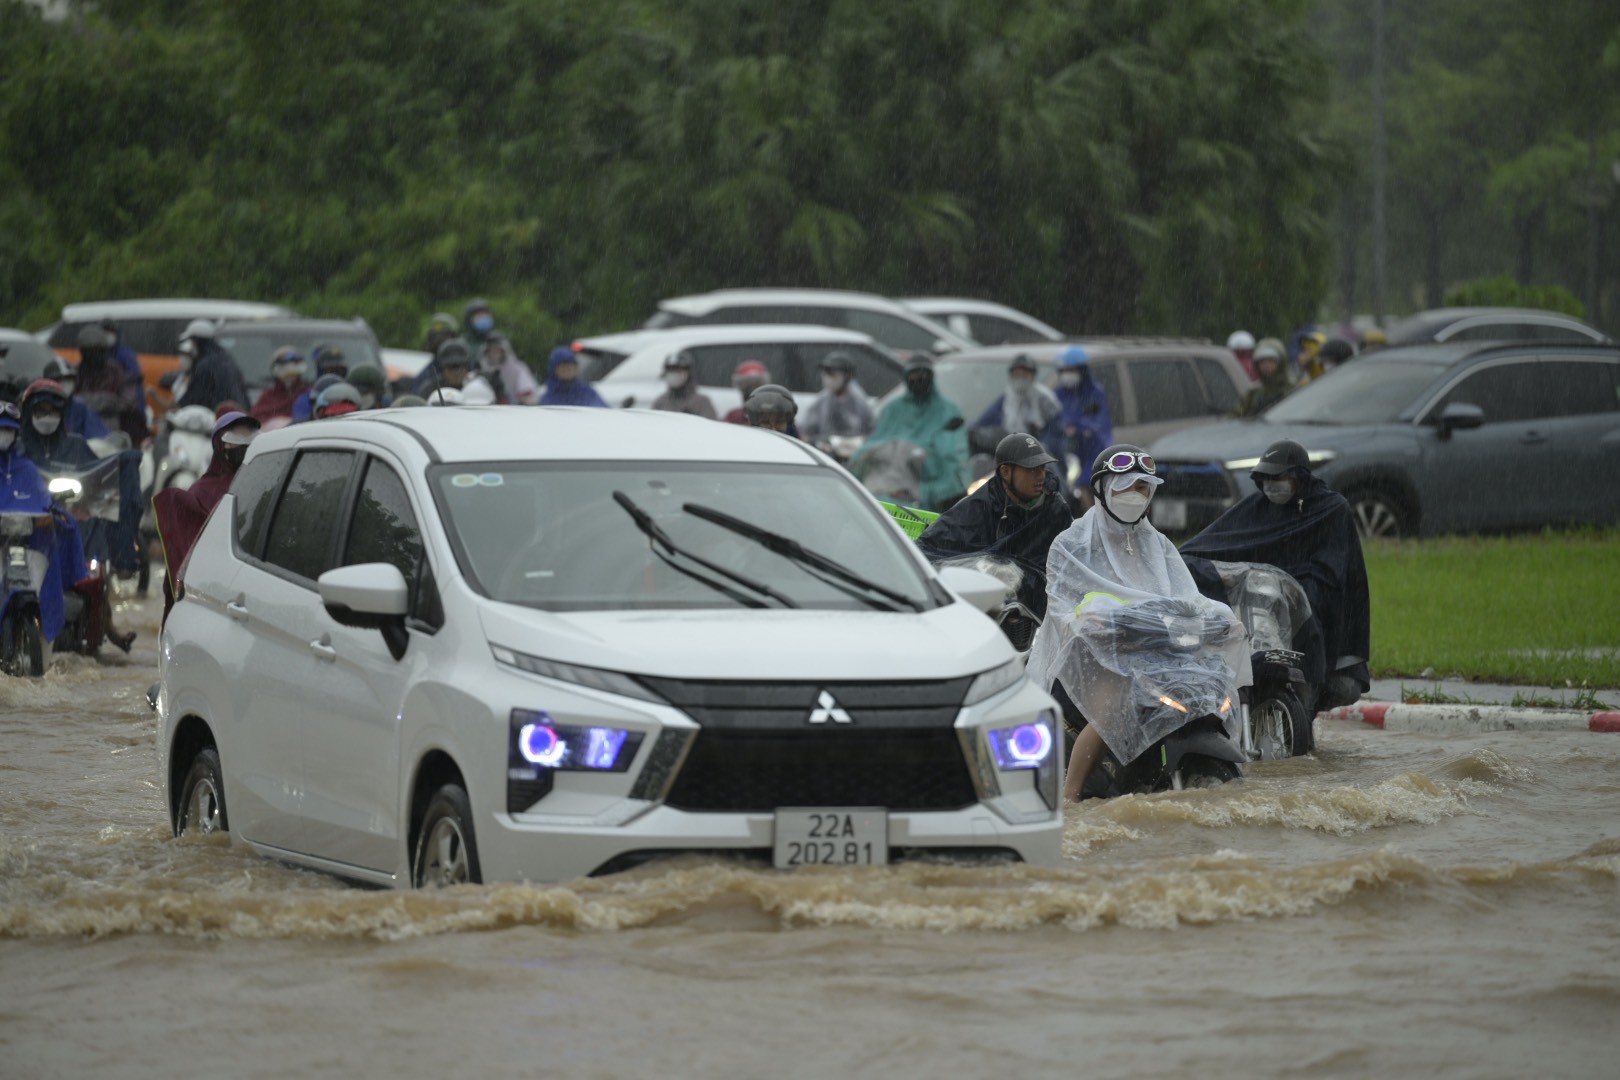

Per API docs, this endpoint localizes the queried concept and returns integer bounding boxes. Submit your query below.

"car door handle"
[1520,430,1547,445]
[226,598,249,622]
[309,635,337,663]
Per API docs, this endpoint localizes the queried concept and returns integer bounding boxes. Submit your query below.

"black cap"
[1008,353,1037,375]
[1250,439,1310,477]
[436,340,471,367]
[995,432,1056,470]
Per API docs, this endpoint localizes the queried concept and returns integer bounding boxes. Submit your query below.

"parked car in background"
[213,317,385,401]
[42,299,296,412]
[158,406,1061,885]
[1148,342,1620,538]
[906,339,1252,451]
[1,327,62,389]
[644,288,975,356]
[1383,307,1609,346]
[900,298,1064,346]
[577,324,906,415]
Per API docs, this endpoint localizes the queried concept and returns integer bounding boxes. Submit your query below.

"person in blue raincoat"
[0,401,88,647]
[1053,346,1113,488]
[972,353,1066,463]
[537,346,607,407]
[854,356,969,511]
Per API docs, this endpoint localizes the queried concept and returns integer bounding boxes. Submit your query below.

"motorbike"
[851,438,928,505]
[815,433,866,464]
[932,554,1042,654]
[1187,559,1317,759]
[0,510,51,676]
[43,455,126,657]
[1055,595,1248,798]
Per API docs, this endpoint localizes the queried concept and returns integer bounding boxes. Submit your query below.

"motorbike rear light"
[1220,696,1232,715]
[987,719,1054,769]
[1159,695,1189,714]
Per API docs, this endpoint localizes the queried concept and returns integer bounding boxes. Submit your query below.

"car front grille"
[1156,460,1237,501]
[636,676,979,812]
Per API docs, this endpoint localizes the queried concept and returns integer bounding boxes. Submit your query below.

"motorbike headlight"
[48,478,82,498]
[491,645,663,704]
[963,658,1026,705]
[507,709,647,813]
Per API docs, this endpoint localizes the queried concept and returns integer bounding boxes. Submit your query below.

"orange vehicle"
[43,299,297,416]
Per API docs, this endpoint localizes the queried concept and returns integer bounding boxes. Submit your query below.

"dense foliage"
[0,0,1331,353]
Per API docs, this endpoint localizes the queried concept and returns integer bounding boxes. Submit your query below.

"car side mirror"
[1436,402,1485,439]
[937,565,1009,614]
[318,562,409,660]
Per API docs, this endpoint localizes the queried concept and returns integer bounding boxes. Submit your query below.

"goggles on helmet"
[1101,450,1155,476]
[0,401,20,422]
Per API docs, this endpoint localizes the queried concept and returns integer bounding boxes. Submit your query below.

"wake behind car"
[158,408,1062,886]
[1148,342,1620,538]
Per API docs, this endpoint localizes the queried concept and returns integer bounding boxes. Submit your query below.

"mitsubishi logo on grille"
[807,690,852,724]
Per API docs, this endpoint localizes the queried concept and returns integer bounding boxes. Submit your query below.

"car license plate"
[1152,497,1187,530]
[773,809,888,869]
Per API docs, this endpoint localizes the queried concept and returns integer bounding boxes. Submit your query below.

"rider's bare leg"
[1064,724,1105,802]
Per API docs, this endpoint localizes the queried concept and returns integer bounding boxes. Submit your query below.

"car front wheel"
[412,784,481,888]
[177,747,228,836]
[1344,488,1410,539]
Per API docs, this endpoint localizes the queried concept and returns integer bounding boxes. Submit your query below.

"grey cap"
[994,432,1056,470]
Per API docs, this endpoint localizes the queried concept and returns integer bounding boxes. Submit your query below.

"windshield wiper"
[612,491,797,609]
[681,501,922,613]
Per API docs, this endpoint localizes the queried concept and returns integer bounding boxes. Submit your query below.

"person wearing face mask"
[722,360,770,424]
[0,400,94,653]
[1179,438,1370,714]
[914,432,1073,618]
[538,346,606,408]
[651,352,717,418]
[44,352,109,440]
[972,354,1066,464]
[1027,444,1250,800]
[1053,346,1113,490]
[460,298,498,356]
[153,411,260,625]
[424,311,460,355]
[292,343,353,423]
[20,380,146,584]
[344,365,389,410]
[1235,338,1294,417]
[74,327,148,443]
[421,342,496,405]
[250,347,310,423]
[799,351,876,443]
[173,320,248,414]
[855,356,969,511]
[1226,330,1257,380]
[100,319,145,386]
[479,333,538,405]
[741,384,801,435]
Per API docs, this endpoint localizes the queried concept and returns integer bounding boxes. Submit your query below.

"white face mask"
[1263,479,1295,505]
[1108,489,1150,523]
[663,370,689,389]
[1009,375,1034,393]
[0,430,15,452]
[1059,371,1082,388]
[32,414,62,436]
[822,372,846,392]
[359,393,377,410]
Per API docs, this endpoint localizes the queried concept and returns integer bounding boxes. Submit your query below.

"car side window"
[344,458,439,625]
[1090,361,1122,417]
[968,315,1040,346]
[1128,358,1205,423]
[686,344,792,389]
[796,342,902,397]
[232,449,294,560]
[261,450,356,582]
[1536,360,1620,417]
[1434,362,1544,422]
[841,310,940,353]
[1194,356,1241,413]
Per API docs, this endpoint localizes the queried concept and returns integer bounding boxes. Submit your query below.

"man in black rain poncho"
[914,432,1072,618]
[1179,438,1370,712]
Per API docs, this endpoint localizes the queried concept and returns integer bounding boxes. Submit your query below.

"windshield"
[932,360,1053,419]
[431,461,938,611]
[216,328,380,386]
[1263,360,1447,425]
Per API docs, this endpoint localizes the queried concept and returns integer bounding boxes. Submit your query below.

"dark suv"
[1148,342,1620,538]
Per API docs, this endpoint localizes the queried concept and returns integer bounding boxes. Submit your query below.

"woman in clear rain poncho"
[1026,444,1251,800]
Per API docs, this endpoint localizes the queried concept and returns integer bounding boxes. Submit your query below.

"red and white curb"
[1323,701,1620,735]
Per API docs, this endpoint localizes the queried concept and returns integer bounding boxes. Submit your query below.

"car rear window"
[217,328,380,386]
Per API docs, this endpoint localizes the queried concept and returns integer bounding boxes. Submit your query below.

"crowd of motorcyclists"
[2,298,1371,806]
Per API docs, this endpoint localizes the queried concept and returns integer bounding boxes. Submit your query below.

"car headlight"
[492,644,663,703]
[507,709,647,813]
[984,712,1060,810]
[1223,449,1337,471]
[963,658,1026,705]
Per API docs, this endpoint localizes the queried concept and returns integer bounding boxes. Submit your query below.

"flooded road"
[3,594,1618,1078]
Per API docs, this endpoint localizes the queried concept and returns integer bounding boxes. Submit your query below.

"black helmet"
[76,325,112,350]
[44,356,75,383]
[1007,353,1038,375]
[820,350,856,374]
[995,432,1055,470]
[436,340,471,368]
[664,350,695,371]
[311,343,348,375]
[1089,442,1155,497]
[1319,338,1355,366]
[1250,439,1310,479]
[744,386,797,425]
[463,298,491,321]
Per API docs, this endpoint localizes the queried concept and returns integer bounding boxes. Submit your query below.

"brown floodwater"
[3,594,1618,1079]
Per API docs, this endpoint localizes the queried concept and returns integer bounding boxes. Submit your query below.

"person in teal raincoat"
[855,356,969,511]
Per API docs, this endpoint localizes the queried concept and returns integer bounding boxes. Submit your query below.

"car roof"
[254,405,827,466]
[935,338,1227,364]
[659,288,928,317]
[0,326,33,341]
[214,317,373,335]
[578,323,877,352]
[1386,306,1604,339]
[58,299,297,321]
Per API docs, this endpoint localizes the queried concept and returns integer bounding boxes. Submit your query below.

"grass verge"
[1365,529,1620,688]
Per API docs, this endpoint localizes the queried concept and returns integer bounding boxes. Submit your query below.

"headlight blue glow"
[518,722,566,767]
[987,719,1054,769]
[509,709,642,773]
[492,645,664,703]
[963,658,1026,706]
